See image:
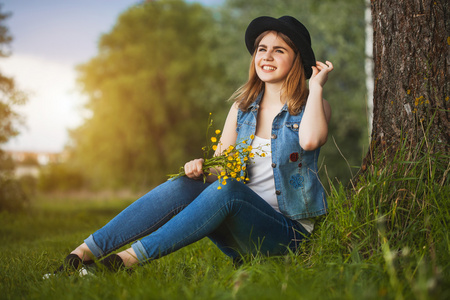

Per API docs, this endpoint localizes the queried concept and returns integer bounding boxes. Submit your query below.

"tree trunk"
[364,0,449,170]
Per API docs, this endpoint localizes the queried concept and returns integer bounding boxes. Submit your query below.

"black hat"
[245,16,316,79]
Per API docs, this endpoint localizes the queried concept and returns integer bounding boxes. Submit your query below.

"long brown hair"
[231,31,309,115]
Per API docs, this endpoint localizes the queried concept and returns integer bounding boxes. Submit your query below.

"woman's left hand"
[309,61,334,89]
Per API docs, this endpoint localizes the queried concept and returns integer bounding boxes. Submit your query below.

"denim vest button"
[271,134,277,139]
[293,123,299,129]
[275,190,281,195]
[271,163,276,168]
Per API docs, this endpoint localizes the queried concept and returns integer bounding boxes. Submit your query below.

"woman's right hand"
[184,158,205,179]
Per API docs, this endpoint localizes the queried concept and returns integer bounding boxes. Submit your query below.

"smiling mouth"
[262,65,276,71]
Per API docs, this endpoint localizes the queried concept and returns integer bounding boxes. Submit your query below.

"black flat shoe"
[54,254,95,274]
[55,254,83,273]
[43,254,95,279]
[98,254,125,272]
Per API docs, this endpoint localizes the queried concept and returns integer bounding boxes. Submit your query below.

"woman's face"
[254,31,296,86]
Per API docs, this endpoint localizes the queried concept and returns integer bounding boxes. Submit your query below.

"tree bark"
[364,0,449,169]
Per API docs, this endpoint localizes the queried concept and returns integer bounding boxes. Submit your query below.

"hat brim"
[245,16,315,79]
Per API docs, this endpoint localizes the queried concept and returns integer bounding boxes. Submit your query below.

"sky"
[0,0,222,153]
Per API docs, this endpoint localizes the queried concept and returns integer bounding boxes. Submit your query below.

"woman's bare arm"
[298,61,333,150]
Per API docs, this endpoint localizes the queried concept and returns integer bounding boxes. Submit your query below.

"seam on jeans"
[291,224,310,250]
[292,226,298,252]
[102,204,188,256]
[171,199,293,251]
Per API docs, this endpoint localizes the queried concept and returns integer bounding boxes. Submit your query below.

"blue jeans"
[85,177,310,264]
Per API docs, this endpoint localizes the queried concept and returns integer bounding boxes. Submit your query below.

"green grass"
[1,143,449,299]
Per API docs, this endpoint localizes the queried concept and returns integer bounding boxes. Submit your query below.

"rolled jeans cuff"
[84,235,105,259]
[131,241,149,265]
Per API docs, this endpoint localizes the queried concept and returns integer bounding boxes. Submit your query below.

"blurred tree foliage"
[71,0,228,189]
[0,5,29,211]
[38,163,85,193]
[71,0,366,190]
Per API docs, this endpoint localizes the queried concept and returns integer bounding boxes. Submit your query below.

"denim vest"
[236,92,328,220]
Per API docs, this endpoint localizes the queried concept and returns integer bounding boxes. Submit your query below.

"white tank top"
[246,136,314,233]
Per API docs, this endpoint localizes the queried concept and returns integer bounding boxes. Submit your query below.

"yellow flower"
[169,129,268,186]
[217,186,222,190]
[415,96,423,106]
[261,153,266,157]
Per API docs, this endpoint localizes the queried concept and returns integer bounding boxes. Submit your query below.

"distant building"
[5,150,67,178]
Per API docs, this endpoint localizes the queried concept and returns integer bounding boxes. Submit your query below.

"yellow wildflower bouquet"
[168,114,266,189]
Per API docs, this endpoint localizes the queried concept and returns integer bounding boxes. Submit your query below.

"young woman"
[51,15,333,274]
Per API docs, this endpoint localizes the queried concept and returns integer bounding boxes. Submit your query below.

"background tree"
[364,0,449,169]
[71,0,368,190]
[0,4,28,211]
[70,0,227,189]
